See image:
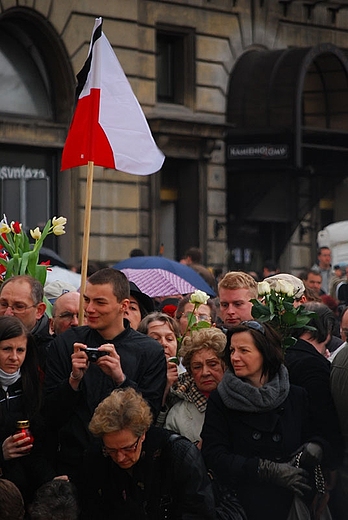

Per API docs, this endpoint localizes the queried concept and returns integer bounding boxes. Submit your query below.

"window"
[0,28,52,119]
[156,26,195,108]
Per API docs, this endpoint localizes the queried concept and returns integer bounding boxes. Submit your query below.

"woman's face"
[124,298,142,330]
[178,303,212,335]
[147,320,177,359]
[190,348,224,394]
[0,334,27,374]
[229,331,265,387]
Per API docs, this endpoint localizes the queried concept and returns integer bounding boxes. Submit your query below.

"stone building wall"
[1,0,348,269]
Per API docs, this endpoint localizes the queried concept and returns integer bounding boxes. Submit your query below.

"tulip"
[10,221,22,234]
[0,222,11,234]
[52,224,66,236]
[189,290,209,305]
[258,281,271,296]
[30,227,42,240]
[52,216,67,227]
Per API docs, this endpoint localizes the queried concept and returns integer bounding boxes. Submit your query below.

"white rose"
[278,279,294,297]
[189,290,209,305]
[258,281,271,296]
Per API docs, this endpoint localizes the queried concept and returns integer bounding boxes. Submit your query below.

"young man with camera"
[43,268,166,489]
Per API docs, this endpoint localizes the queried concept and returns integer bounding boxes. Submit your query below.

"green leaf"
[43,296,52,318]
[19,252,30,275]
[194,321,211,330]
[283,336,297,348]
[34,265,47,286]
[281,312,297,325]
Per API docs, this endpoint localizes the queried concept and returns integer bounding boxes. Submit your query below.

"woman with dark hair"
[0,316,57,505]
[201,320,327,520]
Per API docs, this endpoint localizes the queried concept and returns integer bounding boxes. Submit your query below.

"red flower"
[161,304,177,318]
[40,260,52,271]
[11,221,22,234]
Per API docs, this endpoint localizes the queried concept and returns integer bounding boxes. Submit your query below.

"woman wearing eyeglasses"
[201,320,326,520]
[175,294,216,337]
[165,328,226,447]
[0,316,61,506]
[81,387,216,520]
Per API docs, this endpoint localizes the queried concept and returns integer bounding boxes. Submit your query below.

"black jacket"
[43,323,166,480]
[31,313,53,371]
[285,338,343,468]
[0,379,55,502]
[202,385,314,520]
[81,426,216,520]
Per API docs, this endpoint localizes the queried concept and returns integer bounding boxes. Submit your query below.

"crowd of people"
[0,245,347,519]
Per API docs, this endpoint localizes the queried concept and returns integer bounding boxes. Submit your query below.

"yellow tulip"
[0,223,11,234]
[52,224,66,236]
[30,227,42,240]
[52,216,67,227]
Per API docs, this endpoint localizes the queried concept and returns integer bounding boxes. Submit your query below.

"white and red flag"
[61,17,165,175]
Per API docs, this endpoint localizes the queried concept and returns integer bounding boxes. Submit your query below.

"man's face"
[305,273,322,294]
[0,280,43,330]
[219,287,253,328]
[318,248,331,269]
[102,429,145,469]
[340,310,348,342]
[51,292,81,335]
[83,282,128,337]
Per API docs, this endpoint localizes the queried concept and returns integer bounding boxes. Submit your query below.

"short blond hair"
[218,271,258,298]
[89,388,152,438]
[179,328,226,371]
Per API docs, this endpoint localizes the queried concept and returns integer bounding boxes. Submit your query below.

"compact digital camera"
[84,347,108,363]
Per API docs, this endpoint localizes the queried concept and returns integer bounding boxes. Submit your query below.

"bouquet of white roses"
[251,279,316,350]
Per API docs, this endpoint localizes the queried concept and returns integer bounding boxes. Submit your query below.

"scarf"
[170,372,207,413]
[0,367,21,390]
[218,364,290,413]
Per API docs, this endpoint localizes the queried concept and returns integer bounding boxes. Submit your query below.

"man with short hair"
[0,274,51,368]
[330,307,348,519]
[301,268,323,296]
[50,291,81,336]
[286,302,343,469]
[313,246,332,294]
[218,271,257,329]
[43,268,166,486]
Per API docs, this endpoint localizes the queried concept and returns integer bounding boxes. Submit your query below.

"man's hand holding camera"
[70,343,125,390]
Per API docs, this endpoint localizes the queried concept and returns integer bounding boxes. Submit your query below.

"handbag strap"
[293,450,325,496]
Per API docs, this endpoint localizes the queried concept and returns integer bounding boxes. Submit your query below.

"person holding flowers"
[175,290,217,337]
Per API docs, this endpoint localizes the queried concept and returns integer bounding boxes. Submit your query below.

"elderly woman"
[81,387,216,520]
[165,328,226,445]
[201,320,327,520]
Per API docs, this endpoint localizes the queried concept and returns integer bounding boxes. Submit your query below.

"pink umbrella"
[120,268,197,298]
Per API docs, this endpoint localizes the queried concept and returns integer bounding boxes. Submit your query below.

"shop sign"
[0,164,47,179]
[228,144,289,160]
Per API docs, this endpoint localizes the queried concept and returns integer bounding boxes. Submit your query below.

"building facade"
[1,0,348,273]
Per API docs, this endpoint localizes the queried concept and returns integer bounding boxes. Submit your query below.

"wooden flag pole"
[78,160,94,325]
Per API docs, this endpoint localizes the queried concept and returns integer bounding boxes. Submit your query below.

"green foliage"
[251,288,316,352]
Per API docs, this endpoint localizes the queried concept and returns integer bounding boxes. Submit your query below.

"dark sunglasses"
[240,320,265,335]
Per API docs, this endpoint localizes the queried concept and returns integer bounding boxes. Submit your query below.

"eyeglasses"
[0,301,37,314]
[182,312,212,322]
[240,320,265,334]
[102,436,141,457]
[55,312,79,321]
